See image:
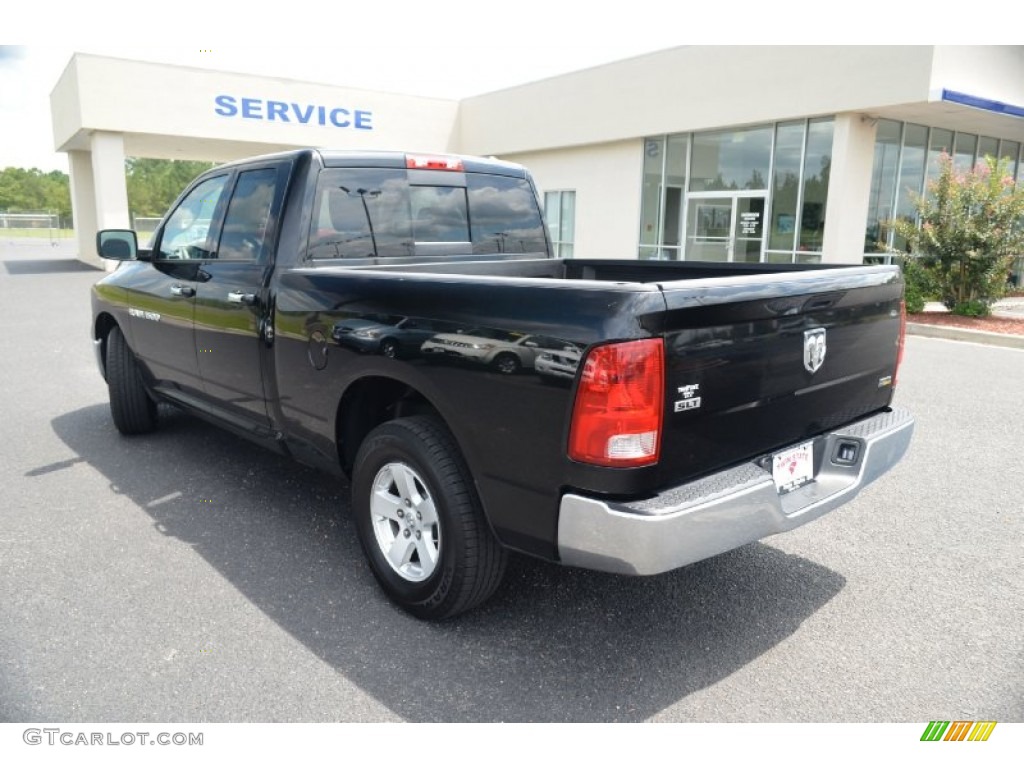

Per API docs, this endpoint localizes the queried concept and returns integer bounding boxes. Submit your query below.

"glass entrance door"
[732,196,765,263]
[685,195,765,262]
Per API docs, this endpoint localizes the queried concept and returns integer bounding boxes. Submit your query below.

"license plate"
[772,441,814,493]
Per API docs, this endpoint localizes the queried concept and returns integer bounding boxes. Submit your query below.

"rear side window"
[218,168,278,261]
[309,168,547,259]
[308,169,413,259]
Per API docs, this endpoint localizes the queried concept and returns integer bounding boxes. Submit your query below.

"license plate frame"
[772,441,815,494]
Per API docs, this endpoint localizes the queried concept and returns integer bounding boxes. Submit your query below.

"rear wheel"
[106,326,157,434]
[352,416,506,619]
[369,461,442,582]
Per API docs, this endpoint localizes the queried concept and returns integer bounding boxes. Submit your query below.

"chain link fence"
[0,211,72,240]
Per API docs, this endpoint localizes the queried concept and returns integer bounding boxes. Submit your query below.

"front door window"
[157,175,230,260]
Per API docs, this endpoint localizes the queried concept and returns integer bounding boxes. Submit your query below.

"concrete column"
[822,113,878,264]
[67,149,101,269]
[73,131,130,271]
[90,131,130,229]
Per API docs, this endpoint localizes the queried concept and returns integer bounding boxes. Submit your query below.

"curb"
[906,322,1024,350]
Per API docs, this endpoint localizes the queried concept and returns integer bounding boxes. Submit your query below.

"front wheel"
[351,416,506,619]
[493,353,521,375]
[106,326,157,435]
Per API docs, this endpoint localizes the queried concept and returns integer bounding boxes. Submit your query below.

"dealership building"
[51,46,1024,269]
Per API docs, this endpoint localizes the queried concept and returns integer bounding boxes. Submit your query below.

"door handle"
[170,284,195,297]
[228,291,257,306]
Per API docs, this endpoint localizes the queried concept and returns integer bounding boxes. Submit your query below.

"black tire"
[352,415,506,619]
[493,353,521,375]
[381,339,399,359]
[106,326,158,435]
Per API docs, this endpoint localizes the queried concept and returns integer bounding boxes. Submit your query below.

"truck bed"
[278,257,903,553]
[336,255,838,284]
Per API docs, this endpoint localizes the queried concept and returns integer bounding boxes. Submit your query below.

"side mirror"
[97,229,139,261]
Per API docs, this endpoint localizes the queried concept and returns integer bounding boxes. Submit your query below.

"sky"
[0,3,995,173]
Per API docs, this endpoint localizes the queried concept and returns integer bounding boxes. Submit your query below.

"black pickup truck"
[91,149,914,619]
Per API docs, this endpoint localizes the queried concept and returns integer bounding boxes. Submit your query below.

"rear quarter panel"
[272,268,666,559]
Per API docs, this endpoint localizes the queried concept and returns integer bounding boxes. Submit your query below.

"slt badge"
[674,383,702,413]
[804,328,827,374]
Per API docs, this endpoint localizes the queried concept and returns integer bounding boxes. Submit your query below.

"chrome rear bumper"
[557,407,914,575]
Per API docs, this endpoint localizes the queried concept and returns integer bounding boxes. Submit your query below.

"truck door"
[194,162,290,428]
[130,174,231,399]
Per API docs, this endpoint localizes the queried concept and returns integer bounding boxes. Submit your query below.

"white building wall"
[459,47,938,157]
[504,141,644,260]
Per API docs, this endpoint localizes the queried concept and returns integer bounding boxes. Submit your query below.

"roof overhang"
[870,89,1024,143]
[51,53,461,161]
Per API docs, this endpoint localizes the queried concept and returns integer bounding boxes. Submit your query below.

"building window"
[639,135,689,260]
[1000,140,1020,180]
[640,119,833,264]
[926,128,954,190]
[639,137,665,260]
[864,120,901,254]
[544,190,575,258]
[863,121,1024,263]
[690,126,772,192]
[768,121,804,256]
[953,132,978,173]
[797,118,833,257]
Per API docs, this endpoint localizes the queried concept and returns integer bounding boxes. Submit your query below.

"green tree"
[889,154,1024,316]
[40,169,72,220]
[1,159,218,229]
[125,158,216,218]
[0,166,71,220]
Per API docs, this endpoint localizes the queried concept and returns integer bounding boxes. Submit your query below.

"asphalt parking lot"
[1,239,1021,722]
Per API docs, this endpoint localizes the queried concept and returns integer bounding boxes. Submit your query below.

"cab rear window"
[410,185,469,243]
[308,168,546,259]
[467,173,548,255]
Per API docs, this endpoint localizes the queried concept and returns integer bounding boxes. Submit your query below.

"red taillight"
[894,299,907,386]
[568,338,664,468]
[406,154,464,171]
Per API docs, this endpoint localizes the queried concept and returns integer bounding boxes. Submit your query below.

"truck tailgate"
[653,266,903,488]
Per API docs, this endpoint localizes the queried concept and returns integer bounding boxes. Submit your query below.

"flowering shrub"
[889,154,1024,316]
[896,253,935,314]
